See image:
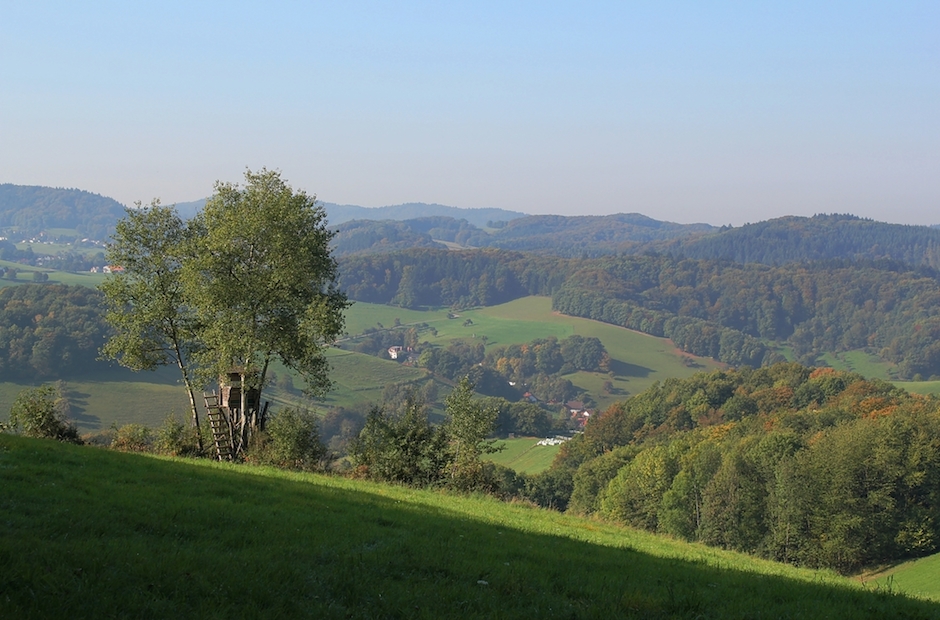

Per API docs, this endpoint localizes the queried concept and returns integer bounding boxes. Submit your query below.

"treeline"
[674,214,940,269]
[530,364,940,573]
[0,284,109,379]
[554,255,940,378]
[337,248,571,308]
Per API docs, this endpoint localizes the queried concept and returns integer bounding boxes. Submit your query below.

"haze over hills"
[171,198,526,228]
[7,184,940,270]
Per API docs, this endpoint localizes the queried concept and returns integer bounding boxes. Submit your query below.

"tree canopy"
[100,169,349,454]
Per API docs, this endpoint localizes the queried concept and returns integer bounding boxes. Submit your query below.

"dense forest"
[337,248,572,308]
[0,284,109,380]
[527,363,940,573]
[672,214,940,268]
[554,255,940,378]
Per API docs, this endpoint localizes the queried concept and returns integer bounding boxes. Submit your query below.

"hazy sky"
[2,2,937,225]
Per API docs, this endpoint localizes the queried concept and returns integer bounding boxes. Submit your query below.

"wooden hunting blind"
[204,369,269,461]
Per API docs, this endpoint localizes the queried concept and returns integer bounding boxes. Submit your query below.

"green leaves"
[185,168,349,395]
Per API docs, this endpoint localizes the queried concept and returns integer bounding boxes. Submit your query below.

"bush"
[154,415,202,457]
[247,408,325,471]
[6,385,82,443]
[111,424,152,452]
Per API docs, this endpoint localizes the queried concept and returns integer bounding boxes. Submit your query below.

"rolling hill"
[2,433,936,618]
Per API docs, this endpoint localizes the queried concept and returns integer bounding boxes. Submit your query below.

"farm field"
[0,366,191,433]
[3,434,936,619]
[820,350,897,381]
[485,436,561,474]
[0,258,107,287]
[312,348,431,410]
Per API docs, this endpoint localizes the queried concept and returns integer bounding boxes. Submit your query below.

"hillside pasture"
[0,258,107,287]
[1,435,936,619]
[344,297,720,410]
[863,551,940,602]
[0,366,191,432]
[486,436,561,474]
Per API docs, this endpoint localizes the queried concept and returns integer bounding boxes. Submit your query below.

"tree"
[185,169,349,452]
[349,393,449,485]
[100,169,349,458]
[446,376,499,486]
[99,200,204,450]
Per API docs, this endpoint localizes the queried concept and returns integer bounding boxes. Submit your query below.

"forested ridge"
[532,363,940,573]
[554,255,940,378]
[674,214,940,268]
[337,248,573,308]
[0,184,127,241]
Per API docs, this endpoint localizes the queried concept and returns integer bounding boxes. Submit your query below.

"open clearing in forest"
[486,436,561,474]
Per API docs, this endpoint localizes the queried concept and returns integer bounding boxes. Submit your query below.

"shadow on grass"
[609,358,653,378]
[2,435,938,619]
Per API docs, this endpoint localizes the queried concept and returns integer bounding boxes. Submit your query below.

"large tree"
[185,169,349,451]
[101,170,349,457]
[99,201,204,447]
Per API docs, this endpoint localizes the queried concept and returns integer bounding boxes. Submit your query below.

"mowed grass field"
[313,348,431,410]
[420,297,720,409]
[3,434,937,619]
[0,366,192,432]
[486,436,562,474]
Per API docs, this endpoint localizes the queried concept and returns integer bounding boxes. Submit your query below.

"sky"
[1,2,937,226]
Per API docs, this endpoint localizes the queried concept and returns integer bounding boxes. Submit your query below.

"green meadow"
[864,553,940,602]
[344,297,722,411]
[0,258,108,287]
[485,436,561,474]
[0,296,727,434]
[2,434,936,619]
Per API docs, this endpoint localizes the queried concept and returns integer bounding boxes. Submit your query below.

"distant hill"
[487,213,716,256]
[331,213,716,257]
[672,214,940,269]
[322,202,527,228]
[330,219,444,255]
[0,184,127,241]
[173,199,525,229]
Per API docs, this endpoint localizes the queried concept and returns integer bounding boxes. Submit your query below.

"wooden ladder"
[203,392,234,461]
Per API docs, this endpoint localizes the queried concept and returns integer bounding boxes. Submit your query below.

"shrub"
[247,408,325,471]
[6,385,82,443]
[154,415,202,457]
[111,424,152,452]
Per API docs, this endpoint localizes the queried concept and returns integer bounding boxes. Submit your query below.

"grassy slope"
[864,552,940,601]
[466,297,722,407]
[486,436,561,474]
[2,434,936,619]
